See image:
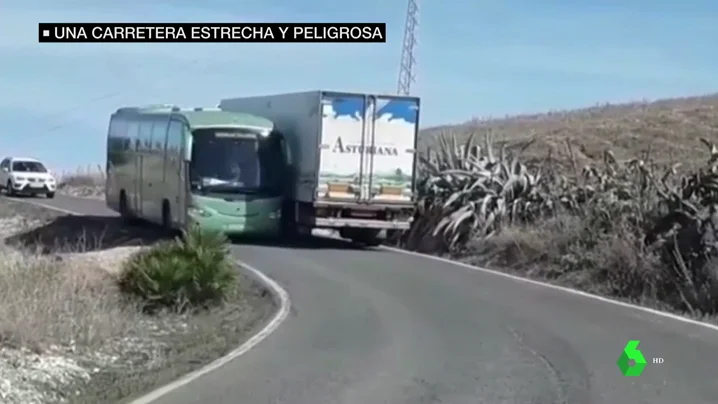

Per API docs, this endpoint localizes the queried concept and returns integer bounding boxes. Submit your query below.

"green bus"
[105,105,288,236]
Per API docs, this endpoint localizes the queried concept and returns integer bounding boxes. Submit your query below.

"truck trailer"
[219,90,419,246]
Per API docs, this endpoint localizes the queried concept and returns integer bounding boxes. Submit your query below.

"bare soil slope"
[419,93,718,171]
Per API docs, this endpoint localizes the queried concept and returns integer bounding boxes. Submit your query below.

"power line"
[42,58,210,133]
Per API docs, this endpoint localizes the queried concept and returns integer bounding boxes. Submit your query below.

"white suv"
[0,157,57,198]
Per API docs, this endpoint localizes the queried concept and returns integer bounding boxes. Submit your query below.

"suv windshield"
[12,161,47,173]
[190,128,283,195]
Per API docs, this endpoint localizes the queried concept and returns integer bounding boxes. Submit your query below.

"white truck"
[219,90,420,245]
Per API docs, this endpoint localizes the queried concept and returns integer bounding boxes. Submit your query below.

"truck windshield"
[190,128,282,195]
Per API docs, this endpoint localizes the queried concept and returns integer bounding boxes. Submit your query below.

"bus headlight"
[188,205,212,217]
[268,209,280,219]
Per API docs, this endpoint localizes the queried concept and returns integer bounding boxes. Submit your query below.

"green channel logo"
[617,340,647,376]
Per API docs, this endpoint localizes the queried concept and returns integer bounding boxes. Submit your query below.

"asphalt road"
[9,193,718,403]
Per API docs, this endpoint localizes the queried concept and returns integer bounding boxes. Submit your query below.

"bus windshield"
[189,128,282,195]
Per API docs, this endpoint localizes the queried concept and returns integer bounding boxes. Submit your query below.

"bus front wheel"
[119,191,132,220]
[161,200,172,231]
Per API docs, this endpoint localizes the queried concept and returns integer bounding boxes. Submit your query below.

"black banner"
[38,23,387,43]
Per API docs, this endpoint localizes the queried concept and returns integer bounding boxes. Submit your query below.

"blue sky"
[2,0,718,170]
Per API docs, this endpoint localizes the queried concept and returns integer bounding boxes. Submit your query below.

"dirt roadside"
[0,196,277,404]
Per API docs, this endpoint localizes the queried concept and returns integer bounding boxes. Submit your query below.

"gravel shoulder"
[56,185,104,200]
[0,196,277,404]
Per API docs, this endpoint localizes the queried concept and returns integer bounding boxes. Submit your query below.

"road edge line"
[129,259,291,404]
[379,245,718,332]
[3,196,292,402]
[55,192,104,201]
[5,197,80,215]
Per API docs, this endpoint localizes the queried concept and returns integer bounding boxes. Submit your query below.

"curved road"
[10,194,718,403]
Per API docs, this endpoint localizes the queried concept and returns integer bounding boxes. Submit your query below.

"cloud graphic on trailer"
[376,99,418,124]
[327,97,418,124]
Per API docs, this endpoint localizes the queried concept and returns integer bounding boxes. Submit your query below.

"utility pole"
[397,0,419,96]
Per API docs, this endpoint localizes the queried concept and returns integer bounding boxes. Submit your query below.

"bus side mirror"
[183,134,192,161]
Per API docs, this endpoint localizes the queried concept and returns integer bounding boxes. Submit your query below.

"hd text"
[38,23,387,43]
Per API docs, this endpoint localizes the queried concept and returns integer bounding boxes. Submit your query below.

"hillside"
[403,93,718,320]
[419,93,718,172]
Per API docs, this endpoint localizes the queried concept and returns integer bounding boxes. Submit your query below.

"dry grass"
[0,246,139,353]
[457,214,670,306]
[66,271,276,404]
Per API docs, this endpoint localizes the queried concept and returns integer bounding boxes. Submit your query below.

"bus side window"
[107,116,129,168]
[106,118,117,171]
[165,120,185,182]
[179,122,192,161]
[166,120,183,158]
[115,118,128,150]
[127,121,141,151]
[151,116,169,154]
[138,118,153,152]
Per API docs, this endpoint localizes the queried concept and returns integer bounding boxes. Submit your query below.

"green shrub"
[118,227,236,312]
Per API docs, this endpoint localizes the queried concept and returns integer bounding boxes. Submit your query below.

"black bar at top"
[38,22,387,43]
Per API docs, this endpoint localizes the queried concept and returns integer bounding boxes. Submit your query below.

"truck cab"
[219,91,420,246]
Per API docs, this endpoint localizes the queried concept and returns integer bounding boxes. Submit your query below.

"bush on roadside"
[118,227,237,313]
[400,131,718,317]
